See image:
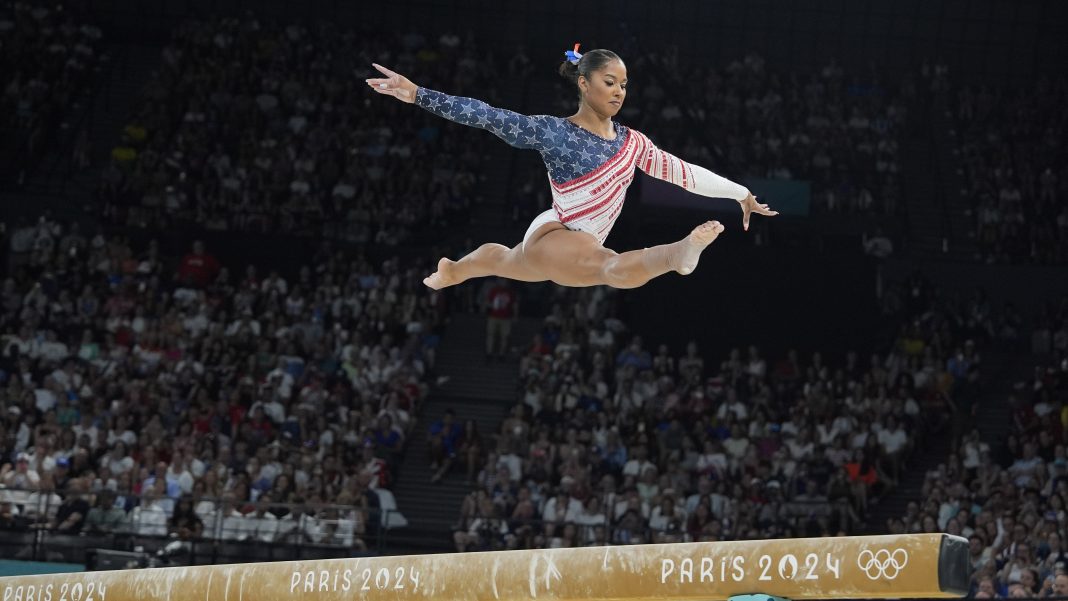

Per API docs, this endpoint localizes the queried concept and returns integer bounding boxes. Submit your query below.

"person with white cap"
[1,451,41,506]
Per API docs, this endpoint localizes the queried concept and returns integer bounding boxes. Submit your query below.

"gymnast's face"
[579,59,627,117]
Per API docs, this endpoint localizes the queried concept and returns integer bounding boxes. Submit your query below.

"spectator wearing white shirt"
[961,430,990,471]
[250,397,286,425]
[33,376,60,413]
[128,495,172,537]
[453,504,508,553]
[264,360,294,399]
[71,413,100,450]
[278,501,323,543]
[622,445,655,479]
[722,425,750,462]
[541,491,581,525]
[246,496,280,542]
[225,311,261,337]
[877,416,909,482]
[587,322,615,353]
[38,330,70,363]
[786,429,816,462]
[573,497,607,543]
[648,495,687,543]
[168,456,196,495]
[102,441,135,474]
[105,416,138,448]
[695,440,728,479]
[21,473,63,522]
[318,507,364,549]
[182,306,212,337]
[1007,442,1044,489]
[1,453,41,505]
[214,495,251,541]
[23,439,59,475]
[746,345,767,378]
[716,389,749,421]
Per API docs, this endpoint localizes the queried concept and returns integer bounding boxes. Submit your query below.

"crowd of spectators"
[953,77,1068,264]
[567,51,908,216]
[441,271,1013,552]
[888,294,1068,598]
[4,8,1063,575]
[97,21,499,243]
[0,214,443,556]
[0,2,102,185]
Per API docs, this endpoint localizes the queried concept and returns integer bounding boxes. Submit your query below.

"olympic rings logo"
[857,548,909,580]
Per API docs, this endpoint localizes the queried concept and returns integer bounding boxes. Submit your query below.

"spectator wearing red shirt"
[485,278,517,362]
[176,240,220,288]
[845,449,882,516]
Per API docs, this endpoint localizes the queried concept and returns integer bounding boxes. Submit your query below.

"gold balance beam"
[0,534,967,601]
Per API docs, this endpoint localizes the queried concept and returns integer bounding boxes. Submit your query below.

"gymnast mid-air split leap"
[366,45,778,290]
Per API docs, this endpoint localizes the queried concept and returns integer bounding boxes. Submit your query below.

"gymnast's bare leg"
[423,220,724,290]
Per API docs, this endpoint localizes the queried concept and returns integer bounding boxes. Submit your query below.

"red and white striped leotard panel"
[550,129,728,244]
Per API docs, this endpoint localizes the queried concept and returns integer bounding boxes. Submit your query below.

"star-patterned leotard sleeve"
[415,87,627,185]
[415,87,564,152]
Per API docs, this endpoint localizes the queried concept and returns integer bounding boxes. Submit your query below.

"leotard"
[415,87,749,245]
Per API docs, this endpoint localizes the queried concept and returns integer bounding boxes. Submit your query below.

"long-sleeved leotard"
[415,87,749,245]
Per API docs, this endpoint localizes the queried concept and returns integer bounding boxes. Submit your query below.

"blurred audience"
[892,295,1068,596]
[0,3,102,185]
[954,78,1068,264]
[0,214,445,549]
[96,21,502,245]
[443,273,1014,551]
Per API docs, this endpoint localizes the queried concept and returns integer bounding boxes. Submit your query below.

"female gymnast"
[366,46,777,290]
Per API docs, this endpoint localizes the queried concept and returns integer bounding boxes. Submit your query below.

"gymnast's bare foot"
[676,220,725,275]
[423,258,461,289]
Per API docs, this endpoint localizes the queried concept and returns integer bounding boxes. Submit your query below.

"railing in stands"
[0,490,394,567]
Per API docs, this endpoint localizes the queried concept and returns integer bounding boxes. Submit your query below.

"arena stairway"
[384,313,541,554]
[864,348,1019,532]
[972,348,1032,464]
[433,313,541,401]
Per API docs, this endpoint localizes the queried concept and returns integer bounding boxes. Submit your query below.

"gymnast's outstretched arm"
[365,63,556,151]
[632,129,779,231]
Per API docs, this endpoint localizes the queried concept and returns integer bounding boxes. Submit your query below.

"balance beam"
[0,534,968,601]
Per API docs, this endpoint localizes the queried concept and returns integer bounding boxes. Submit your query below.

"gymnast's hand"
[740,192,778,231]
[365,63,418,104]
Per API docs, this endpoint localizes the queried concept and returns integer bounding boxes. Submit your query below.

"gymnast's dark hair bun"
[558,60,580,84]
[559,48,621,97]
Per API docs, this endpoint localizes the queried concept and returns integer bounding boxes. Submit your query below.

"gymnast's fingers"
[372,63,400,78]
[368,85,398,98]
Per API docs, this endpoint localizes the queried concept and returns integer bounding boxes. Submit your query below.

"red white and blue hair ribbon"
[564,43,582,65]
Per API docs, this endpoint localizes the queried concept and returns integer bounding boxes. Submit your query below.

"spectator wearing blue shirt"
[372,415,404,466]
[616,336,653,370]
[429,410,463,483]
